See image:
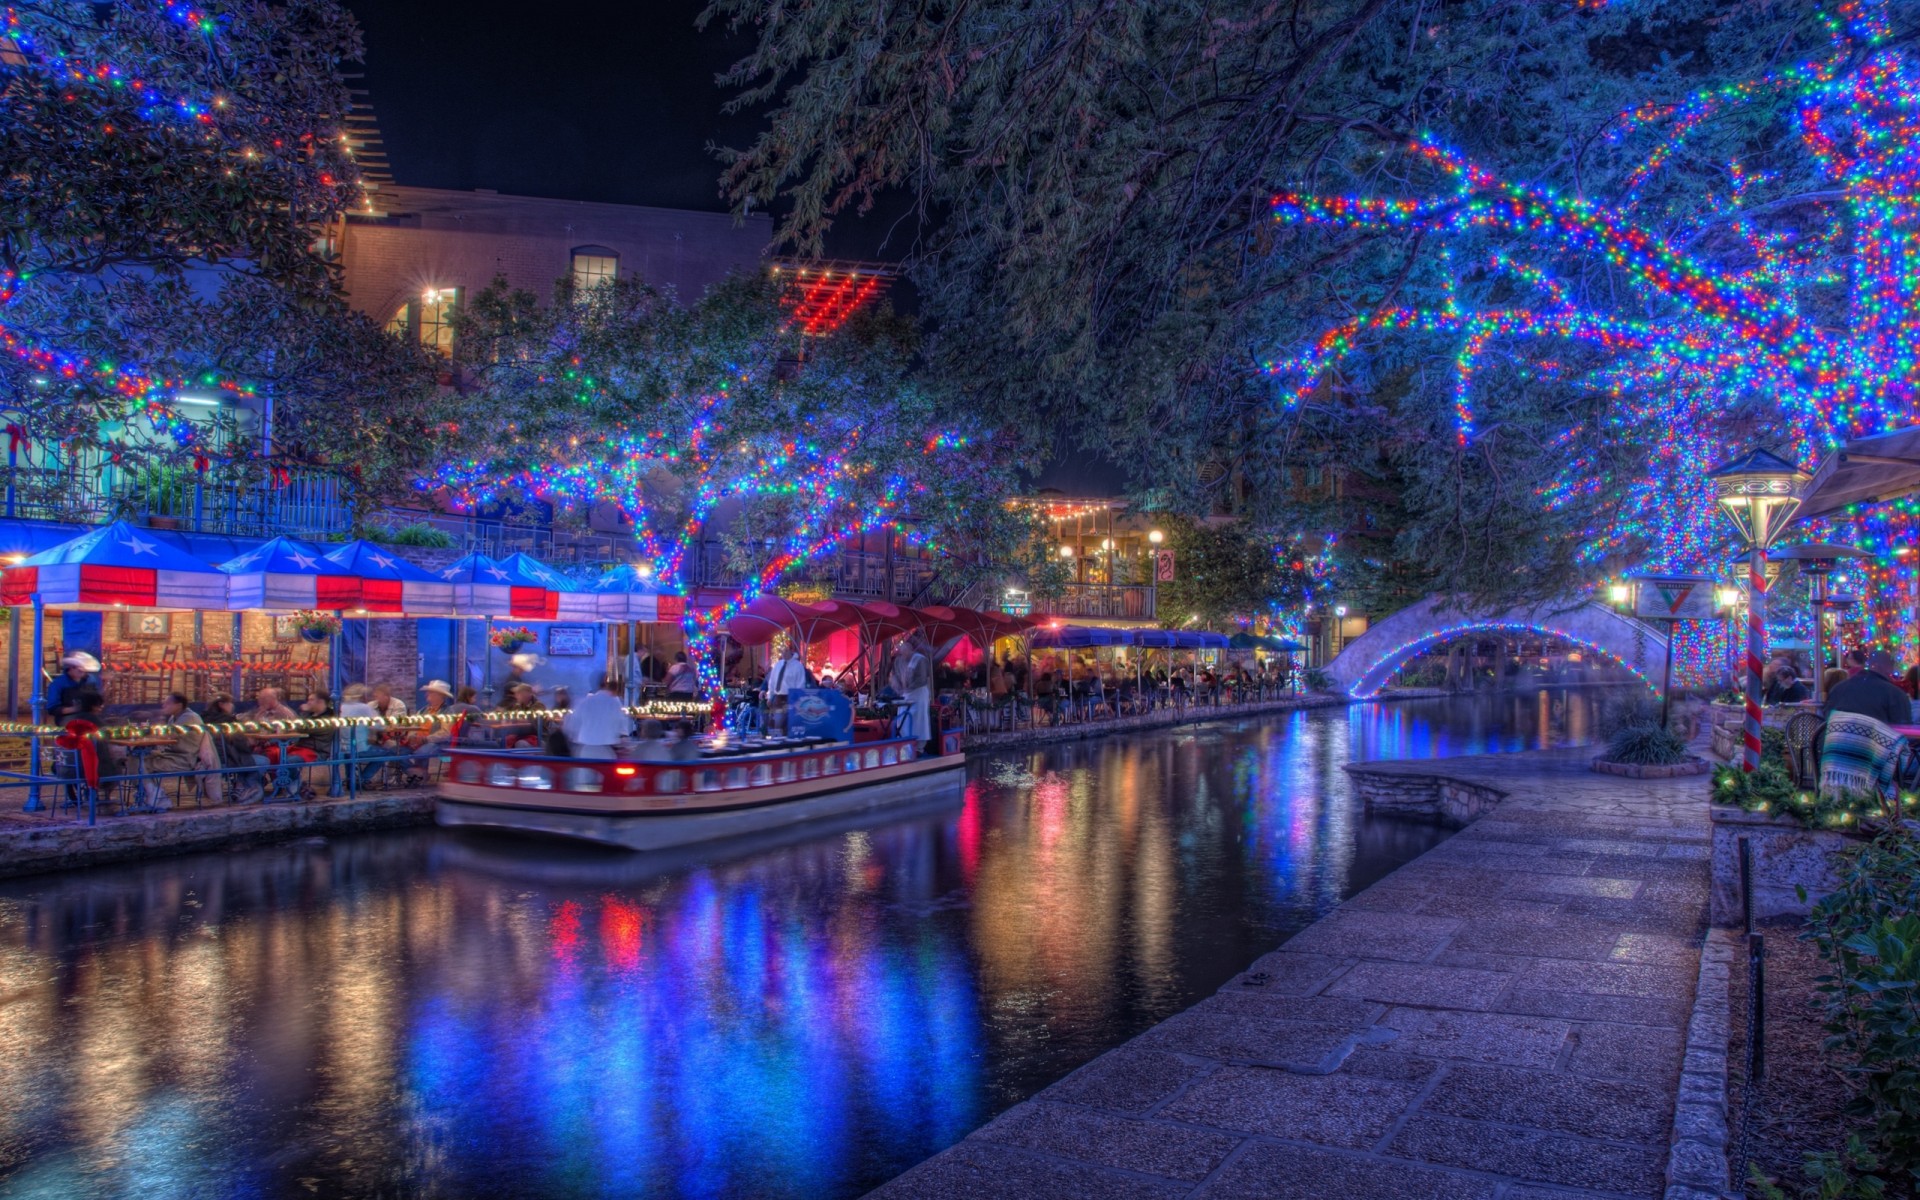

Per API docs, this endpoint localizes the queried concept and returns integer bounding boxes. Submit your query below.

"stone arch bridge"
[1325,596,1670,699]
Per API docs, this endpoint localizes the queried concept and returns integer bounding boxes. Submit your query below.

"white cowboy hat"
[60,651,100,673]
[510,652,543,672]
[422,679,455,699]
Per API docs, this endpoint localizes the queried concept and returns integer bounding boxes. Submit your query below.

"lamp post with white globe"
[1708,450,1810,772]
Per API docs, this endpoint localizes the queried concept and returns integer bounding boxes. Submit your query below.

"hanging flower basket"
[293,610,342,642]
[489,625,538,653]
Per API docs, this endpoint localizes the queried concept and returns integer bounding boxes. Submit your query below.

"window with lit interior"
[571,248,618,292]
[387,287,461,357]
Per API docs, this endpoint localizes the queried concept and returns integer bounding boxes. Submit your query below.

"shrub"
[1604,721,1689,765]
[375,521,456,548]
[1301,666,1334,692]
[1803,830,1920,1192]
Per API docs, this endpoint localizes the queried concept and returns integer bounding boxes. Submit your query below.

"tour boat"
[435,728,967,852]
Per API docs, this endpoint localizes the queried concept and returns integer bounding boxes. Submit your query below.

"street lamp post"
[1708,450,1810,772]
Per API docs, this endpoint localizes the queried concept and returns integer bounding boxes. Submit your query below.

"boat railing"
[443,735,930,801]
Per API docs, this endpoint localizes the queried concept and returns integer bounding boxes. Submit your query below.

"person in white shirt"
[765,644,808,734]
[340,683,400,785]
[563,677,631,759]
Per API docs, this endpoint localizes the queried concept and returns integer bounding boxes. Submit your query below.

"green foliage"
[1604,723,1688,766]
[0,2,432,483]
[1301,666,1335,693]
[450,272,1021,609]
[702,0,1834,607]
[1802,831,1920,1193]
[1153,515,1297,631]
[374,522,457,549]
[1750,1137,1887,1200]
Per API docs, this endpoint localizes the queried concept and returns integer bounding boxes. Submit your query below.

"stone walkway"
[873,747,1710,1200]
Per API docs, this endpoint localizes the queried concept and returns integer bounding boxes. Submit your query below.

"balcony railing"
[2,460,352,541]
[1030,583,1156,621]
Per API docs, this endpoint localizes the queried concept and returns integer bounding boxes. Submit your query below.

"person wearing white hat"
[48,651,101,726]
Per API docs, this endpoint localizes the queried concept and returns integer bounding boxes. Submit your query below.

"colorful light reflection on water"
[0,690,1612,1199]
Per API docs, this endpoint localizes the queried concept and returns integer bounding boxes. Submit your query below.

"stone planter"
[1590,755,1714,779]
[1709,803,1878,926]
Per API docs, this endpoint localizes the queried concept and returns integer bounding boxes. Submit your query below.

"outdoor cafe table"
[105,735,178,812]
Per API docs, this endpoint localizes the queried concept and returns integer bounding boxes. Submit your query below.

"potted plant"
[489,625,538,653]
[293,610,343,643]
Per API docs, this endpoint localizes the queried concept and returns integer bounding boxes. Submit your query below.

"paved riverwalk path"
[873,747,1709,1199]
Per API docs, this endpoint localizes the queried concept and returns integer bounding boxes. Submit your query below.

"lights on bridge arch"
[1348,620,1662,702]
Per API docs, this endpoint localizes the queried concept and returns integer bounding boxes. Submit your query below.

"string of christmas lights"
[1264,0,1920,648]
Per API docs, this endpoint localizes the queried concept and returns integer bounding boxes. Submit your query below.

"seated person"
[54,691,122,799]
[1824,650,1911,728]
[630,718,675,763]
[340,683,401,785]
[203,693,266,803]
[496,682,543,748]
[450,686,490,746]
[1819,649,1912,810]
[146,691,215,807]
[1763,666,1809,705]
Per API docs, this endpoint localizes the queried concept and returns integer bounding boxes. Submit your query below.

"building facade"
[336,184,772,358]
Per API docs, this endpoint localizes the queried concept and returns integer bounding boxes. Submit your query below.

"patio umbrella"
[323,540,457,615]
[494,553,599,620]
[1028,625,1129,648]
[218,536,362,611]
[1796,427,1920,522]
[437,552,514,617]
[0,520,229,609]
[1270,638,1308,652]
[589,564,687,624]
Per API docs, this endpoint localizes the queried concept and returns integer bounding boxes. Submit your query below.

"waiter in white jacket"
[889,636,934,747]
[563,676,631,759]
[765,644,807,734]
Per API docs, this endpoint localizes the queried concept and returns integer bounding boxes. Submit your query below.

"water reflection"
[0,689,1612,1199]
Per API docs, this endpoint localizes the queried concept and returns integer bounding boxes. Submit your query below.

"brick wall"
[340,185,772,325]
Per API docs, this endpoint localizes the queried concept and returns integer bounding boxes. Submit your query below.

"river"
[0,688,1612,1199]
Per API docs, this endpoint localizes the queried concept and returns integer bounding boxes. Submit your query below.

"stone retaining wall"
[964,695,1348,752]
[1341,764,1506,824]
[1705,803,1895,925]
[0,791,434,879]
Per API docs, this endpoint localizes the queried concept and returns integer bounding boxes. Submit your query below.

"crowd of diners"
[35,651,718,808]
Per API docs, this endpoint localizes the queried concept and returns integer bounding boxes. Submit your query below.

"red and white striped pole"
[1743,546,1767,773]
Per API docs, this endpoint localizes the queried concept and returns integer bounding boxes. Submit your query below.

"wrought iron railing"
[1029,583,1156,621]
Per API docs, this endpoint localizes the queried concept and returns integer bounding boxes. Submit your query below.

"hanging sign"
[1630,573,1717,621]
[1155,550,1176,583]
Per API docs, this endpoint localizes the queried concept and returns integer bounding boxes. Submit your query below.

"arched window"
[387,287,461,357]
[571,246,618,291]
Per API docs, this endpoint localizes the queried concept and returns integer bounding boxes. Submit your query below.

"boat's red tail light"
[613,766,638,776]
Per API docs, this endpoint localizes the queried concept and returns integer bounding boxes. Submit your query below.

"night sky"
[341,0,901,259]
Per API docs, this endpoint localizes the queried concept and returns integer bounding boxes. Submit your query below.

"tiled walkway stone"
[870,747,1708,1199]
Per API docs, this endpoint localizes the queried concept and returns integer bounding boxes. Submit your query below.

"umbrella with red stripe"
[495,553,597,620]
[589,564,687,624]
[323,540,457,615]
[218,537,362,610]
[0,520,230,609]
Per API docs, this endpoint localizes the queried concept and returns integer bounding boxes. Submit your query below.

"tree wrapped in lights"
[0,0,435,495]
[442,273,1018,682]
[1257,0,1920,678]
